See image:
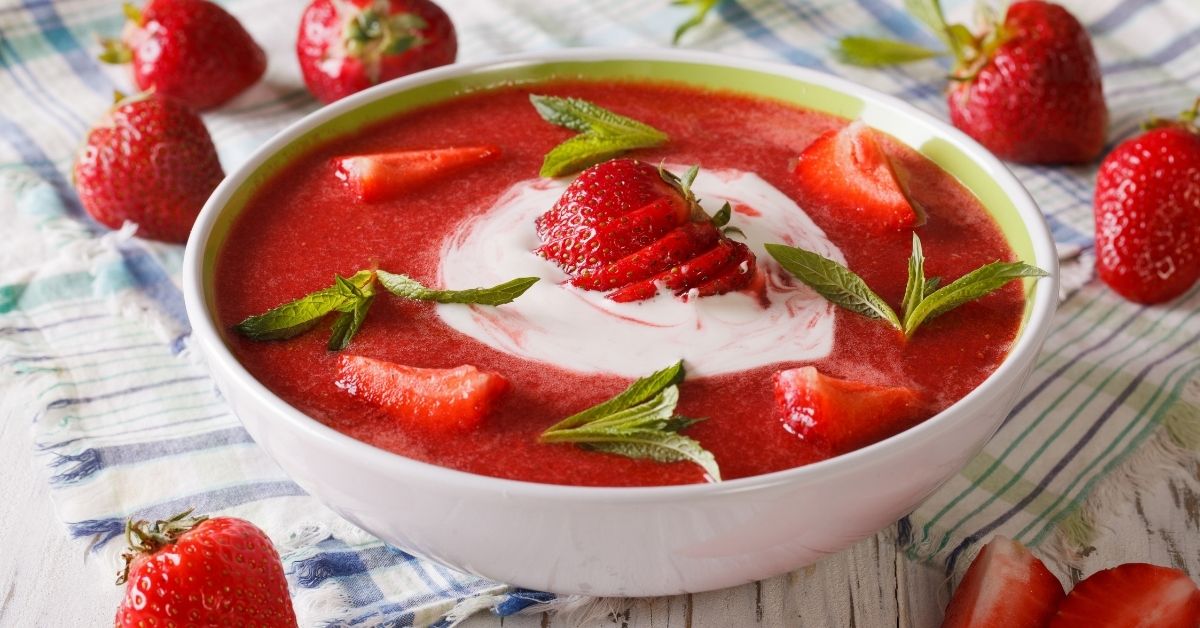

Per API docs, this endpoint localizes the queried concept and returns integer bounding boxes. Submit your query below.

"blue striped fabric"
[2,0,1199,626]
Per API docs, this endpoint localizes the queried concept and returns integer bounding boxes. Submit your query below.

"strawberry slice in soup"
[793,121,919,232]
[941,536,1064,628]
[333,145,501,202]
[773,366,924,455]
[335,354,509,432]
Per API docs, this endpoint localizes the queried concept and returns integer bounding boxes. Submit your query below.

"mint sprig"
[530,95,668,177]
[540,361,721,481]
[763,244,902,330]
[327,275,376,351]
[234,270,538,350]
[765,234,1046,338]
[234,270,375,343]
[376,270,537,305]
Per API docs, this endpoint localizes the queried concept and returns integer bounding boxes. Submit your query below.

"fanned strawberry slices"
[793,121,919,232]
[535,158,758,302]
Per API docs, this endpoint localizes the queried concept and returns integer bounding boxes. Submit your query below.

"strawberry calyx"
[343,2,427,82]
[97,3,144,65]
[1143,97,1200,134]
[116,508,208,585]
[657,163,739,236]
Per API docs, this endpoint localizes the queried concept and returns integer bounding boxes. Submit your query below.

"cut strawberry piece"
[773,366,924,455]
[335,354,508,432]
[1049,563,1200,628]
[941,536,1065,628]
[333,145,501,202]
[693,242,758,298]
[793,121,918,233]
[573,221,720,291]
[536,158,757,301]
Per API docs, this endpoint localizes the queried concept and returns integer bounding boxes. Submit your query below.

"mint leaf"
[328,294,374,351]
[234,270,374,341]
[672,0,721,44]
[530,95,668,177]
[327,275,375,350]
[376,270,538,306]
[835,36,943,67]
[903,261,1047,336]
[764,243,902,331]
[539,361,720,481]
[901,233,926,320]
[540,134,655,180]
[544,360,684,432]
[586,432,720,481]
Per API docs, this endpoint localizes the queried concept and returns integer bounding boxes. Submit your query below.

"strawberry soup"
[214,80,1029,487]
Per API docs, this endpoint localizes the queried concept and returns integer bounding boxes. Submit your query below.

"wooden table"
[5,401,1198,628]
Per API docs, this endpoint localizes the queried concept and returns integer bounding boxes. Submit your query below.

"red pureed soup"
[215,80,1028,487]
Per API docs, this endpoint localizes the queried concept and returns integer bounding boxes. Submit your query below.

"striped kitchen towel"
[2,0,1199,626]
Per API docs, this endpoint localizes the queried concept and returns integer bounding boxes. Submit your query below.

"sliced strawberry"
[536,158,757,301]
[335,354,508,432]
[773,366,924,455]
[941,536,1065,628]
[333,145,501,202]
[573,221,720,291]
[793,121,918,233]
[693,242,758,298]
[1049,563,1200,628]
[536,159,684,275]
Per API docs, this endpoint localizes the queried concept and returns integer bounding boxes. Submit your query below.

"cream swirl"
[436,167,843,377]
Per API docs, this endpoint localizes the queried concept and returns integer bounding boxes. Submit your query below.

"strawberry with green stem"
[100,0,266,111]
[73,91,224,243]
[297,0,457,104]
[837,0,1107,164]
[114,509,297,627]
[1094,98,1200,304]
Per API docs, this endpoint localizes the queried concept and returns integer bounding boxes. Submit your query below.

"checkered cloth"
[3,0,1199,625]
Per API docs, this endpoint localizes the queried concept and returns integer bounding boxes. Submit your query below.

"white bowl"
[183,48,1060,597]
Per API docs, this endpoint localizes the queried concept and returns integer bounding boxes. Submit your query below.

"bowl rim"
[182,47,1060,503]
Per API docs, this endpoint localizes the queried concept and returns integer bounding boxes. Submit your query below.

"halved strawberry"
[941,536,1065,628]
[773,366,924,455]
[335,354,509,432]
[536,158,757,302]
[332,145,501,202]
[793,121,918,233]
[1049,563,1200,628]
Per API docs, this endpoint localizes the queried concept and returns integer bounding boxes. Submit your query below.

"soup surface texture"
[215,80,1025,486]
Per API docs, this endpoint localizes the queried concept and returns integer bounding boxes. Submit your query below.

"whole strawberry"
[837,0,1107,164]
[74,92,224,243]
[101,0,266,111]
[297,0,457,104]
[1094,100,1200,304]
[114,509,297,627]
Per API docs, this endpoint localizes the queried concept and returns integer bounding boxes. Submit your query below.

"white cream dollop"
[436,167,843,377]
